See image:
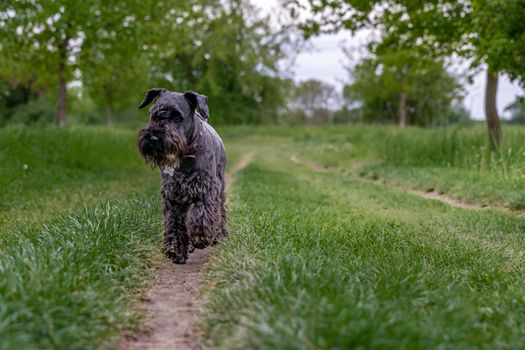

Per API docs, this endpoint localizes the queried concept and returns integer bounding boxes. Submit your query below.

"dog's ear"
[138,88,167,109]
[184,91,209,120]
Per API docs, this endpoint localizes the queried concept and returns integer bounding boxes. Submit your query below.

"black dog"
[137,88,227,264]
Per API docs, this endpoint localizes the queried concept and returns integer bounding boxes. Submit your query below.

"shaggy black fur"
[137,88,227,264]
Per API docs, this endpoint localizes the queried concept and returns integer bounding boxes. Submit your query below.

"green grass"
[4,123,525,349]
[0,126,156,232]
[202,147,525,349]
[0,126,163,349]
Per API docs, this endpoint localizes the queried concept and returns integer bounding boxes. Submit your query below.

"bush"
[7,98,56,126]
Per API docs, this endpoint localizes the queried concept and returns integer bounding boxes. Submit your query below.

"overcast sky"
[253,0,524,120]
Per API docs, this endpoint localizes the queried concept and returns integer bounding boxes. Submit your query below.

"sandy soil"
[119,248,210,350]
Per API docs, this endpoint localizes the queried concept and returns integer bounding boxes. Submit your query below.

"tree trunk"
[399,90,407,128]
[485,69,501,150]
[57,65,67,126]
[57,35,70,126]
[107,102,114,126]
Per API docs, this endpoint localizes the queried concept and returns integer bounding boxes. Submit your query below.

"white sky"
[253,0,524,120]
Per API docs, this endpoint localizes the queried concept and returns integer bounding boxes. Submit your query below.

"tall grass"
[382,126,525,180]
[276,124,525,208]
[277,124,525,180]
[0,126,156,232]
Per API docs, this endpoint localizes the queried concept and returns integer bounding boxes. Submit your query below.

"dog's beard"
[161,130,187,168]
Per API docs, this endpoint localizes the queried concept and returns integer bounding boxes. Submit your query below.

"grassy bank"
[0,197,163,349]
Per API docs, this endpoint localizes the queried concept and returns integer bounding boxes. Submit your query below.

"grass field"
[2,124,525,349]
[203,125,525,348]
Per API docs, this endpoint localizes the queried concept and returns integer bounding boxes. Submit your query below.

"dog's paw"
[167,251,187,264]
[188,242,195,253]
[171,255,187,264]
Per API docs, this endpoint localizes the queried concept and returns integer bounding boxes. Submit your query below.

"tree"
[0,1,96,126]
[79,1,152,125]
[287,79,340,124]
[0,0,292,126]
[346,49,463,127]
[283,0,525,148]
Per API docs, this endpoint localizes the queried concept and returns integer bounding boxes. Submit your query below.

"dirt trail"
[290,154,525,216]
[406,189,482,210]
[120,152,254,350]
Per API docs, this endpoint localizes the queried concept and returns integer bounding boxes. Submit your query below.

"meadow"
[1,124,525,349]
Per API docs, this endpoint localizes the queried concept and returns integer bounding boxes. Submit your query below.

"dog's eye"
[171,112,183,122]
[154,111,170,120]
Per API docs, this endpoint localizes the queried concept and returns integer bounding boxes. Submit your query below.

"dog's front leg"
[162,199,189,264]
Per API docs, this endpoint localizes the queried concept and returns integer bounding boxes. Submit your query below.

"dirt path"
[289,154,525,216]
[290,154,330,173]
[227,152,254,189]
[120,152,254,350]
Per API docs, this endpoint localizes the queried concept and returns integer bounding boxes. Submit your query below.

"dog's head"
[137,88,209,167]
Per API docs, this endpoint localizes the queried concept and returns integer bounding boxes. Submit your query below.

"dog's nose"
[150,136,158,141]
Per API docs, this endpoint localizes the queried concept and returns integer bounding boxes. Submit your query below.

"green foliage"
[286,0,525,83]
[79,0,152,124]
[0,0,290,125]
[446,102,472,126]
[0,81,54,126]
[470,0,525,83]
[7,97,55,126]
[0,0,141,124]
[153,0,288,124]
